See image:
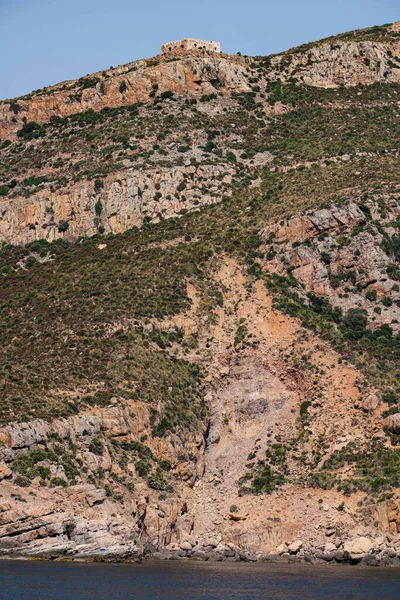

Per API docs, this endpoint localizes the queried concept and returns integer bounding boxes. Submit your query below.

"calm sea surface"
[0,559,399,600]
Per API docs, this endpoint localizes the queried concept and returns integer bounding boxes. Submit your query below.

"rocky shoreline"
[2,537,400,568]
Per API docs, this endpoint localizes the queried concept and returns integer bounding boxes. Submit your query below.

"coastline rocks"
[180,541,192,551]
[343,537,374,555]
[343,537,375,563]
[276,543,287,555]
[288,540,303,554]
[324,542,337,553]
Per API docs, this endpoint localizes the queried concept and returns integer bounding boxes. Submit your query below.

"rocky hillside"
[0,21,400,245]
[0,22,400,564]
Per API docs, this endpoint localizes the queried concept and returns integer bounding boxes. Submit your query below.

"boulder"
[361,554,380,567]
[315,551,335,562]
[260,554,290,564]
[356,393,379,412]
[288,540,303,554]
[208,429,220,445]
[387,500,399,524]
[180,541,192,551]
[324,542,337,553]
[99,406,129,436]
[0,463,12,481]
[227,512,246,521]
[69,415,101,441]
[191,549,211,561]
[1,420,50,450]
[308,209,335,231]
[276,543,287,555]
[344,537,373,555]
[385,414,400,435]
[85,487,106,507]
[333,550,344,562]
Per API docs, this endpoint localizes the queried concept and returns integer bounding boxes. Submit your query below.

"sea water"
[0,559,399,599]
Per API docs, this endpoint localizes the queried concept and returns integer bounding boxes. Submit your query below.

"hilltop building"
[162,38,221,56]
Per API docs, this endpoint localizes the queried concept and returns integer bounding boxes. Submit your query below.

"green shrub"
[320,251,331,264]
[149,83,159,98]
[80,77,100,90]
[0,265,15,275]
[14,475,31,488]
[35,465,51,480]
[382,235,400,261]
[383,391,398,405]
[23,175,48,187]
[25,256,37,268]
[88,437,104,456]
[58,220,69,233]
[300,400,312,416]
[94,200,103,217]
[342,308,368,331]
[387,264,400,281]
[358,203,371,219]
[135,459,151,477]
[147,470,169,490]
[160,91,174,100]
[365,289,377,301]
[94,179,104,193]
[382,296,393,307]
[49,477,68,487]
[17,121,44,140]
[200,93,217,102]
[9,100,21,114]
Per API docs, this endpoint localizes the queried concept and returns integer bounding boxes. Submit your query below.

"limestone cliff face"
[0,54,250,141]
[1,36,399,142]
[0,164,232,245]
[261,196,400,332]
[0,404,203,558]
[270,39,400,88]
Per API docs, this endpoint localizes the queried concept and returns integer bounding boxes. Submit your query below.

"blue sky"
[0,0,398,100]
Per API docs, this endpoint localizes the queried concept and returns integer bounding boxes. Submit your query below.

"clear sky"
[0,0,398,100]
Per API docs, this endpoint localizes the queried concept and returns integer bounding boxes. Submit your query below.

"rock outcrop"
[0,164,232,245]
[261,196,400,332]
[270,39,400,88]
[0,54,250,141]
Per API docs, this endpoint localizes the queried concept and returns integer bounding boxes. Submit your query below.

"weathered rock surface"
[270,39,400,88]
[0,414,101,460]
[343,536,374,555]
[261,196,400,332]
[0,54,251,141]
[1,34,399,142]
[0,30,399,246]
[0,164,233,246]
[385,413,400,435]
